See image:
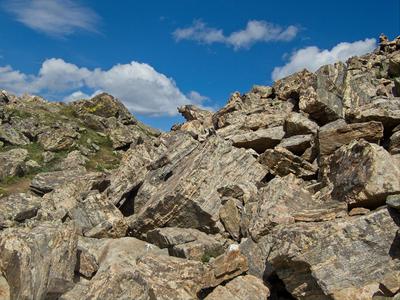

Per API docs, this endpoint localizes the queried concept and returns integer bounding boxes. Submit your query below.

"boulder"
[249,175,346,241]
[228,126,285,153]
[389,130,400,154]
[0,222,78,299]
[204,275,270,300]
[258,147,318,179]
[277,134,314,155]
[0,123,30,146]
[128,135,267,236]
[0,193,41,229]
[387,194,400,211]
[40,179,127,238]
[318,119,384,156]
[348,98,400,128]
[284,112,319,136]
[324,139,400,208]
[146,227,224,261]
[30,167,89,195]
[219,198,241,240]
[57,150,88,170]
[0,148,28,181]
[243,208,400,299]
[106,141,162,207]
[38,127,79,151]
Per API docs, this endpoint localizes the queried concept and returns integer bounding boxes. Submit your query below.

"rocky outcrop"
[1,34,400,300]
[128,135,266,236]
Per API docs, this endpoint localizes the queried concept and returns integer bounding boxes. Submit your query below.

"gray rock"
[0,123,30,146]
[284,112,319,136]
[0,148,28,181]
[348,98,400,128]
[0,222,78,300]
[248,174,346,241]
[0,193,41,229]
[277,134,314,155]
[30,167,88,195]
[40,177,127,238]
[147,227,224,261]
[38,127,79,151]
[318,119,384,156]
[386,194,400,210]
[229,126,285,153]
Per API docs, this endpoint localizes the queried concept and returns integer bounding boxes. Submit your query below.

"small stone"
[386,194,400,210]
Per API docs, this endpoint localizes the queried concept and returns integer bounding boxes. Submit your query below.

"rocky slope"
[0,34,399,300]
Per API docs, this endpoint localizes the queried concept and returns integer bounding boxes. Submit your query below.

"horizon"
[0,0,399,130]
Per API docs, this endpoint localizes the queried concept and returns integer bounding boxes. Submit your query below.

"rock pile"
[0,34,400,299]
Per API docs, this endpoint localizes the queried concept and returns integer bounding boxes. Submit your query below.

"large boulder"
[0,148,28,181]
[249,175,346,241]
[0,193,42,229]
[258,147,318,179]
[147,227,224,261]
[0,123,30,146]
[242,208,400,299]
[40,178,127,238]
[323,139,400,208]
[0,222,78,299]
[128,135,267,236]
[37,127,79,151]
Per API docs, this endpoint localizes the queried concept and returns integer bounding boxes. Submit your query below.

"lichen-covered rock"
[0,148,29,182]
[0,123,30,146]
[0,222,78,300]
[318,119,384,156]
[37,127,79,151]
[323,139,400,208]
[277,134,314,155]
[0,193,41,229]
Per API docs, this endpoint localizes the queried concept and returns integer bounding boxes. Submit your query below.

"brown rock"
[324,139,400,208]
[318,119,383,156]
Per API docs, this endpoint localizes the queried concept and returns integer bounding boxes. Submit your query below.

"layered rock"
[0,222,78,299]
[128,135,267,236]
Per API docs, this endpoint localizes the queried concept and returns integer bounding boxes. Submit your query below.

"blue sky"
[0,0,398,130]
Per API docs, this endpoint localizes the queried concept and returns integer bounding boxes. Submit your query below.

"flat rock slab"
[318,119,383,156]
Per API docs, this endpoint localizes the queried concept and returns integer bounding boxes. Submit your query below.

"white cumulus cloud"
[173,20,298,50]
[0,58,208,116]
[3,0,100,37]
[271,38,377,81]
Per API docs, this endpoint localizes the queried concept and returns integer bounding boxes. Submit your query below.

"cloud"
[271,38,377,81]
[3,0,100,37]
[173,20,298,50]
[0,58,208,116]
